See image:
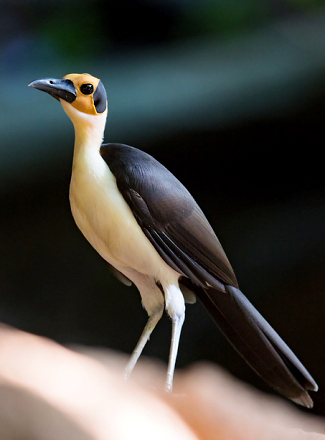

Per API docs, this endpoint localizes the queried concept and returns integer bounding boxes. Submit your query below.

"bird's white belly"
[69,148,175,283]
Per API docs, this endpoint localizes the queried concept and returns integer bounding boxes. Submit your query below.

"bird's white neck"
[61,100,107,155]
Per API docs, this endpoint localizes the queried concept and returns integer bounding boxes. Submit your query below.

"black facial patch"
[93,80,107,113]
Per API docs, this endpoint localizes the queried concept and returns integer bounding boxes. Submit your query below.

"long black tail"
[194,284,318,407]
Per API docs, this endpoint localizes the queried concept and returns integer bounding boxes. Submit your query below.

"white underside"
[70,145,185,314]
[63,101,183,317]
[62,100,185,390]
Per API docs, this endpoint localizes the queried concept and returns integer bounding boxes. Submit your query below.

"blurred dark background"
[1,0,325,414]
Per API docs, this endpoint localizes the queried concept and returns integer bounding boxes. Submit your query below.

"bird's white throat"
[61,99,107,152]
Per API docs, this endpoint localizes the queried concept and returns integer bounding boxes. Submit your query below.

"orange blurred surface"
[0,324,324,440]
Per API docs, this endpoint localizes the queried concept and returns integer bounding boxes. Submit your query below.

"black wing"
[100,143,318,405]
[100,143,237,291]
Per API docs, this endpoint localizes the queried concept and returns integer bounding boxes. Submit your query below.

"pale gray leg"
[165,312,185,392]
[124,306,164,380]
[163,284,186,392]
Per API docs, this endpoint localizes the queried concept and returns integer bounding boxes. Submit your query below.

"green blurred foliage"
[173,0,325,39]
[177,0,269,38]
[288,0,325,8]
[37,4,105,60]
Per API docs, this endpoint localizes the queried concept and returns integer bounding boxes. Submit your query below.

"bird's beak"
[28,78,76,103]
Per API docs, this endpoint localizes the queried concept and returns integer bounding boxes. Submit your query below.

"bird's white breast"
[69,144,175,283]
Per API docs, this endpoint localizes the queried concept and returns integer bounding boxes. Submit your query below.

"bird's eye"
[80,83,94,95]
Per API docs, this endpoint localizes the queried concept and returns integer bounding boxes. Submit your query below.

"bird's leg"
[124,306,163,380]
[164,284,186,392]
[165,312,185,392]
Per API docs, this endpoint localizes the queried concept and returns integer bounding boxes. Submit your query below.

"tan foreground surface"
[0,324,323,440]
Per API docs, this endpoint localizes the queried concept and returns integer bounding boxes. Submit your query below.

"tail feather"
[194,284,317,407]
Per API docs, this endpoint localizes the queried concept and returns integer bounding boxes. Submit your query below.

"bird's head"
[29,73,107,135]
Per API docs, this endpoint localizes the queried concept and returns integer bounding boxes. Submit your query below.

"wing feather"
[100,143,317,405]
[100,143,237,289]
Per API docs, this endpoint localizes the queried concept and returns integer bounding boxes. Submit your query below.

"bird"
[29,73,318,407]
